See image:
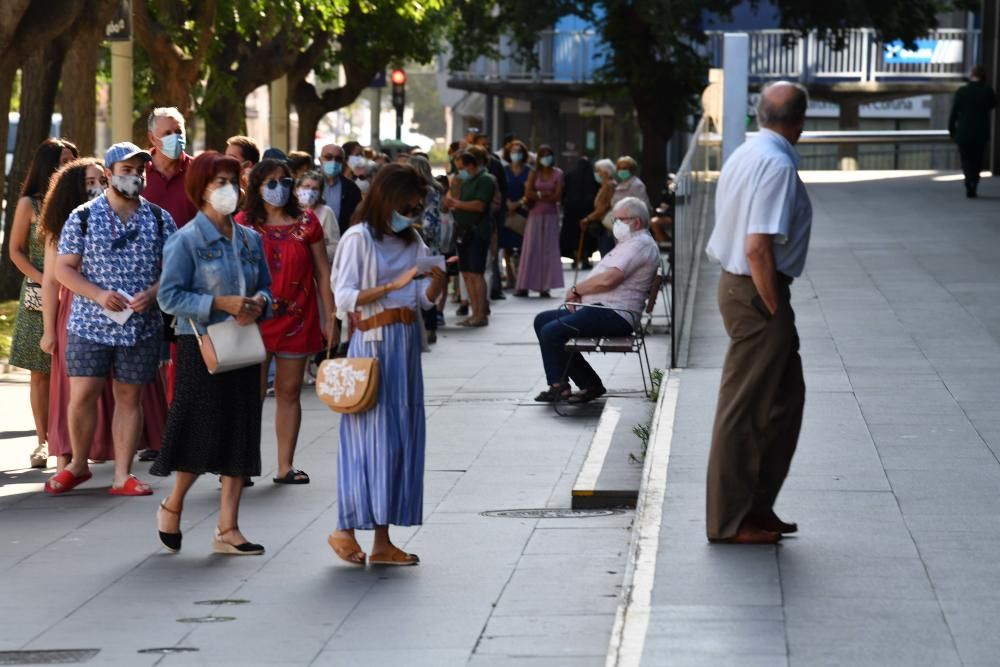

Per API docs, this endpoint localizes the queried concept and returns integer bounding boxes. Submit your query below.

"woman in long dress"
[328,163,447,566]
[515,144,564,297]
[9,139,77,468]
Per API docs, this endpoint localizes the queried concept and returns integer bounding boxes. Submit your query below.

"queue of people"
[6,104,662,563]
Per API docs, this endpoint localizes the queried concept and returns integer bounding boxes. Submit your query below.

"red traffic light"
[390,69,406,85]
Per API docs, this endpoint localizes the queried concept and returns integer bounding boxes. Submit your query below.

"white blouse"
[332,223,432,342]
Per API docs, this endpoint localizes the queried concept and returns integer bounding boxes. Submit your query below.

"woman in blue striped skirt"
[329,163,448,566]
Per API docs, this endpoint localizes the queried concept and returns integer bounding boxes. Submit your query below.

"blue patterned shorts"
[65,334,160,385]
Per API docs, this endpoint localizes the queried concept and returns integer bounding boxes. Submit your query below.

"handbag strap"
[187,318,204,342]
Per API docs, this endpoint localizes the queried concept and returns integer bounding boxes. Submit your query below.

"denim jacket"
[158,211,273,335]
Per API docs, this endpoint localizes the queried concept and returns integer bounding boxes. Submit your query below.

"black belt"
[723,270,794,286]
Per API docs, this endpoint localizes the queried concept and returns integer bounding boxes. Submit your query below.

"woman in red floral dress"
[237,158,335,484]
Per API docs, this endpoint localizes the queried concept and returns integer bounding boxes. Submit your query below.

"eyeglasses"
[355,174,368,181]
[264,177,293,190]
[321,155,345,163]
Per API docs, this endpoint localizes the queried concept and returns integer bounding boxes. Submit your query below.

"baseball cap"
[105,142,152,167]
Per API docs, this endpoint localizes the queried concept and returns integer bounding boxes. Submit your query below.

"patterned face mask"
[111,173,145,199]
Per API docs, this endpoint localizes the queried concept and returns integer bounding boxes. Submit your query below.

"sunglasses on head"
[264,177,293,190]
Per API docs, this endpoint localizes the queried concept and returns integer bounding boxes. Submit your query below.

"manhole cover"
[176,616,236,624]
[0,650,99,664]
[137,648,199,655]
[480,508,625,519]
[193,599,250,606]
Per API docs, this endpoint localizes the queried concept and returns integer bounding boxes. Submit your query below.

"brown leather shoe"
[750,510,798,534]
[708,522,782,545]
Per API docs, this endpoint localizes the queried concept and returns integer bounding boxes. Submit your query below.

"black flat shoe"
[534,385,571,403]
[539,291,551,298]
[273,469,310,485]
[157,500,182,553]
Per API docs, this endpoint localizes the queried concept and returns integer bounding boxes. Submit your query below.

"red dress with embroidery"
[236,210,324,355]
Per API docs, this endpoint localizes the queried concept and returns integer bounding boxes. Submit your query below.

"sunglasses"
[264,177,293,190]
[111,227,140,250]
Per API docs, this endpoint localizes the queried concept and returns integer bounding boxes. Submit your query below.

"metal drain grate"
[480,508,626,519]
[176,616,236,623]
[0,650,99,665]
[137,648,199,655]
[193,599,250,606]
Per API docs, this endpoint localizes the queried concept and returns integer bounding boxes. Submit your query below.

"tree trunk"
[0,41,68,299]
[202,96,245,152]
[58,0,120,156]
[633,94,672,202]
[291,81,328,156]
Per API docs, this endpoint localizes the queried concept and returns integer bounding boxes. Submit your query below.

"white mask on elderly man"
[612,218,633,241]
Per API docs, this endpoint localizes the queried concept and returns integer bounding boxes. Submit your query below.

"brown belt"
[357,307,418,332]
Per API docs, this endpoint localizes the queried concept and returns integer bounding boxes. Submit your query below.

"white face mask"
[612,219,633,241]
[209,184,239,216]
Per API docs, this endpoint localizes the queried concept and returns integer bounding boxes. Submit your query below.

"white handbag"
[188,317,266,374]
[186,224,266,374]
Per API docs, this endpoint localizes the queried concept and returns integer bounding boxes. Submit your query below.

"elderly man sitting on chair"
[533,196,660,404]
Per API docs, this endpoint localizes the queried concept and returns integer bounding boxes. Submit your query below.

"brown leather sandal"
[368,546,420,566]
[327,533,366,566]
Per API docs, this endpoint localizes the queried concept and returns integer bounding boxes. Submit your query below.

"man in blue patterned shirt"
[48,142,178,496]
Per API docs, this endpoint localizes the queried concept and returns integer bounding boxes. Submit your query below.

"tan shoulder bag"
[315,337,380,414]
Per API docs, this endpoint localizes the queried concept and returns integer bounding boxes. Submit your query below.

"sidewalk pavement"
[632,171,1000,666]
[0,274,668,666]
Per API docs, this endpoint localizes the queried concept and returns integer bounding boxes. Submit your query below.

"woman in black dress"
[560,156,600,269]
[152,152,273,556]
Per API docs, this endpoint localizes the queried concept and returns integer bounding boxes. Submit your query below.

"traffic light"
[391,69,406,113]
[390,69,406,140]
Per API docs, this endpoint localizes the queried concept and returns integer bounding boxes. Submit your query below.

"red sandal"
[44,469,93,495]
[108,475,153,496]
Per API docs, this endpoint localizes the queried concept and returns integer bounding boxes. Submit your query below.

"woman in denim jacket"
[152,152,273,556]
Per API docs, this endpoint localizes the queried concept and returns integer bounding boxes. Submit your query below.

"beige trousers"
[706,271,805,540]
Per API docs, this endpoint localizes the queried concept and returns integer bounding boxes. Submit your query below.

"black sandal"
[273,469,310,485]
[567,386,607,404]
[534,385,571,403]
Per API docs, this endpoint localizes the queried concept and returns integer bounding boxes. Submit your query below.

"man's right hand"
[97,289,129,312]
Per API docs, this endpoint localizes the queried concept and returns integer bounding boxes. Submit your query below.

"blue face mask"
[261,179,291,207]
[390,210,416,233]
[540,155,554,167]
[594,172,603,184]
[161,133,185,160]
[322,160,342,178]
[458,169,471,181]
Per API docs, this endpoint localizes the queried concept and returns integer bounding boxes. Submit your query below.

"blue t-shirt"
[57,195,177,346]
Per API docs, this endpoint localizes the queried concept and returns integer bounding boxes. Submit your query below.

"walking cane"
[573,221,587,285]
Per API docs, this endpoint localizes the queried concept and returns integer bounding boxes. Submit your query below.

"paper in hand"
[416,255,446,274]
[102,289,135,325]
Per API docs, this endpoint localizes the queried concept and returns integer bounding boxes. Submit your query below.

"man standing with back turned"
[704,81,812,545]
[949,64,996,199]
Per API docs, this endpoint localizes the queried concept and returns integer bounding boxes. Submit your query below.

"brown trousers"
[706,271,805,540]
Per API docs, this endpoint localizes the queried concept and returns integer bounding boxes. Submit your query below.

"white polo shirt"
[706,129,812,277]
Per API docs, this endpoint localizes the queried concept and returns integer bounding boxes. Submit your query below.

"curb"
[605,370,682,667]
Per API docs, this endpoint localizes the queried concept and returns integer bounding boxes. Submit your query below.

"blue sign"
[369,71,386,88]
[883,40,936,64]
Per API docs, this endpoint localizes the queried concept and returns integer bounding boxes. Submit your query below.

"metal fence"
[449,30,602,84]
[670,116,721,368]
[705,28,981,83]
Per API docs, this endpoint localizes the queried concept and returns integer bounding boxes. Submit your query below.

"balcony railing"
[704,29,981,83]
[448,30,602,85]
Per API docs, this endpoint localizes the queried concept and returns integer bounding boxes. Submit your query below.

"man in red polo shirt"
[144,107,197,228]
[143,107,197,427]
